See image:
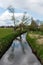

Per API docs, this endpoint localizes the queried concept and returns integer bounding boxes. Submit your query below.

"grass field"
[0,28,14,39]
[0,28,14,58]
[0,28,27,58]
[26,31,43,64]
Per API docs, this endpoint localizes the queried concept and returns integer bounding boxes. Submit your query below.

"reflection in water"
[8,52,14,61]
[20,35,26,54]
[8,42,15,61]
[0,33,41,65]
[8,34,26,61]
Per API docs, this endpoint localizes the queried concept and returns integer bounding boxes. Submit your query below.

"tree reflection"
[20,35,25,54]
[8,43,15,61]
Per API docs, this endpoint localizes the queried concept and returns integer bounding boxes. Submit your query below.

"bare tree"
[19,12,30,31]
[21,12,29,24]
[19,12,30,54]
[7,6,16,31]
[8,7,30,54]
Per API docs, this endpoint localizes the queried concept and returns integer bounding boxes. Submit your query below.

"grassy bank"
[26,31,43,64]
[0,28,27,58]
[0,28,14,39]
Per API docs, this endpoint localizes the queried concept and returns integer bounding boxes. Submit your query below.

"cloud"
[0,0,43,14]
[0,10,24,20]
[0,10,12,20]
[0,10,31,26]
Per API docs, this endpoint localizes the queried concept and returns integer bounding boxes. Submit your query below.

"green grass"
[0,28,27,58]
[31,31,43,35]
[0,28,14,39]
[26,31,43,64]
[0,28,14,58]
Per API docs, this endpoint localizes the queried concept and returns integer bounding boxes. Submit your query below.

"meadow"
[0,28,27,58]
[26,31,43,64]
[0,28,14,39]
[0,28,15,58]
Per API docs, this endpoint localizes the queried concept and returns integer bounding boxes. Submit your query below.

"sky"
[0,0,43,26]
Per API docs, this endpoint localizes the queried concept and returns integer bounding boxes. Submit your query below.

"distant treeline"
[0,26,14,28]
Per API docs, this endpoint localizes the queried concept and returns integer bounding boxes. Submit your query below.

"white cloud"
[0,10,12,20]
[0,0,43,14]
[0,21,5,26]
[0,10,31,26]
[0,10,24,20]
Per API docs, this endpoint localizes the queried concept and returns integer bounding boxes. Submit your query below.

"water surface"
[0,33,41,65]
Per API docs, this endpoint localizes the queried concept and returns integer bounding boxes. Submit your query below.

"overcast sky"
[0,0,43,26]
[0,0,43,14]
